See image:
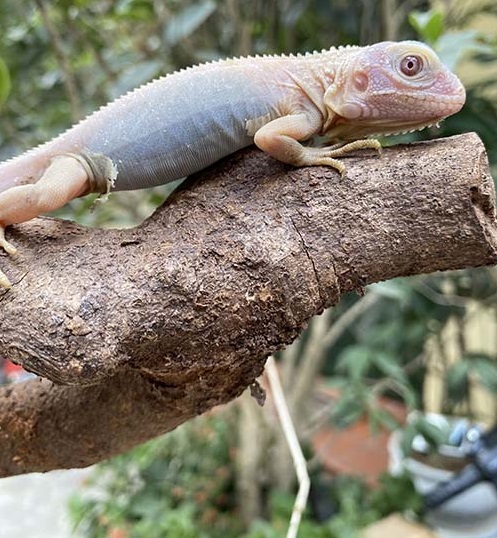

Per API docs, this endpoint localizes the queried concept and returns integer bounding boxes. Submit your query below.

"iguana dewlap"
[0,40,465,288]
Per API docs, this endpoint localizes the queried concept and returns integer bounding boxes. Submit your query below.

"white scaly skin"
[0,41,465,288]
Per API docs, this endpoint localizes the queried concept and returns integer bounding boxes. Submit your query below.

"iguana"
[0,40,465,288]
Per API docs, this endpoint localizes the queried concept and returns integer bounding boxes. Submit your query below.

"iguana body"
[0,41,465,288]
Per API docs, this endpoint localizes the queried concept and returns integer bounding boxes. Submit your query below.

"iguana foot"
[0,154,98,290]
[296,138,382,178]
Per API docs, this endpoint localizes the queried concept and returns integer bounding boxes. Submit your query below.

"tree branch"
[0,132,495,476]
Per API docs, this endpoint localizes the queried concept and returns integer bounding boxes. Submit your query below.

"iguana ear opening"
[352,70,369,92]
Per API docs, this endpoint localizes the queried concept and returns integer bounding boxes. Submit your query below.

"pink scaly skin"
[0,41,465,288]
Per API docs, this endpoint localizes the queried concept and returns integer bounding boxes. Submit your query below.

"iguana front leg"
[253,113,381,177]
[0,155,91,288]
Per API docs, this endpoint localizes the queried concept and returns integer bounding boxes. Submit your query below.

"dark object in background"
[424,423,497,510]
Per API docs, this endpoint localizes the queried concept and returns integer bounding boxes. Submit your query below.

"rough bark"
[0,132,495,476]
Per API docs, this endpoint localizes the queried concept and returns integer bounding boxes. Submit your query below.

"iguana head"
[323,41,466,140]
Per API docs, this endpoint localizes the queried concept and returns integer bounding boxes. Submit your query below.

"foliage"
[0,57,10,109]
[400,414,454,457]
[71,411,422,537]
[240,473,422,538]
[70,414,241,538]
[322,276,459,428]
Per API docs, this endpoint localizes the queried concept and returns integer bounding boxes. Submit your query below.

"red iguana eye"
[400,55,423,77]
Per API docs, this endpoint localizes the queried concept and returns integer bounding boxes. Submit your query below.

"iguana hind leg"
[0,155,91,288]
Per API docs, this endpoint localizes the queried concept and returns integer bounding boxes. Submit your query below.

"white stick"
[265,355,310,538]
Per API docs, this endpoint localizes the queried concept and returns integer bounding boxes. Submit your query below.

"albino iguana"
[0,40,465,288]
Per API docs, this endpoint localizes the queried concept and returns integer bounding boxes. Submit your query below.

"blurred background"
[1,0,497,537]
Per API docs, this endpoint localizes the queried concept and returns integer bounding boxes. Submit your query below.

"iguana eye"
[400,55,423,77]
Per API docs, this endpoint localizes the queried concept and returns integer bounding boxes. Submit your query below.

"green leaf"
[164,1,217,46]
[435,31,482,71]
[409,9,444,44]
[393,382,418,410]
[472,356,497,393]
[446,360,470,403]
[114,0,154,20]
[0,57,11,108]
[400,423,418,456]
[369,281,410,304]
[371,473,423,516]
[324,376,350,389]
[368,407,400,435]
[335,345,372,381]
[332,391,366,428]
[415,417,450,449]
[371,351,407,383]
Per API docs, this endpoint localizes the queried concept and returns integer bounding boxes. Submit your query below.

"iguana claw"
[0,225,16,289]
